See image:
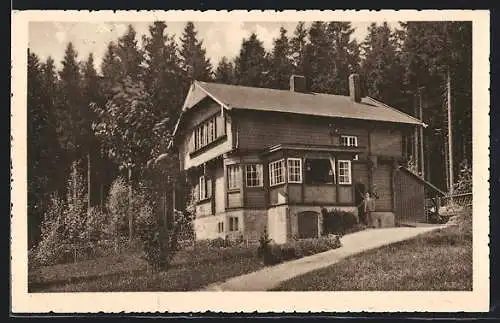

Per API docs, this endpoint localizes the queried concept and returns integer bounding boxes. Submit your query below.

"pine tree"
[360,22,405,107]
[325,22,360,95]
[214,56,236,84]
[142,21,185,137]
[290,21,309,76]
[115,25,144,82]
[267,27,293,90]
[305,22,335,94]
[179,22,213,82]
[234,33,269,87]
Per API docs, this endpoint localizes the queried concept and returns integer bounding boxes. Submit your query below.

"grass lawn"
[29,244,265,292]
[272,223,472,291]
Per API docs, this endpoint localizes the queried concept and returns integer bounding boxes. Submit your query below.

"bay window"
[269,159,285,186]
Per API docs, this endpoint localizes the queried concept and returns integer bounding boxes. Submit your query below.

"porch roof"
[398,166,447,196]
[263,143,365,155]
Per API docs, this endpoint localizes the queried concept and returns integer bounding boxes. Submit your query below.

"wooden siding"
[352,162,370,188]
[227,190,242,208]
[236,111,370,152]
[214,165,225,213]
[245,188,266,208]
[394,169,426,223]
[303,185,336,204]
[288,184,302,203]
[269,185,286,205]
[370,128,403,157]
[372,163,393,211]
[337,186,354,203]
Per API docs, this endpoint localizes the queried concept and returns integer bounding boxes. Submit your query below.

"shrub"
[258,234,342,266]
[322,208,358,236]
[107,177,130,238]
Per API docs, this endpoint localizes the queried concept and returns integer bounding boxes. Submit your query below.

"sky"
[28,21,398,74]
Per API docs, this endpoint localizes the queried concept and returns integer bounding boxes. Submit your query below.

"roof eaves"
[366,97,428,128]
[398,166,446,196]
[194,81,232,110]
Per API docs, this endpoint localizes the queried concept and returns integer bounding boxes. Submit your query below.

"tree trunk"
[87,152,91,213]
[128,166,133,242]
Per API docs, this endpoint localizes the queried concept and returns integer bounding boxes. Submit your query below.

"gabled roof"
[398,166,447,196]
[194,81,426,126]
[170,80,426,149]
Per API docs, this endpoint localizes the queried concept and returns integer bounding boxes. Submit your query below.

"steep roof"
[192,81,426,126]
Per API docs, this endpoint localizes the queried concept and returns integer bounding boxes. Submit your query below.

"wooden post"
[418,88,425,179]
[413,92,419,174]
[447,69,454,197]
[87,152,91,213]
[128,166,133,242]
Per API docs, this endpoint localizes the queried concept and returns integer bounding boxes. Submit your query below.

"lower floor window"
[217,221,224,233]
[338,160,352,184]
[229,216,239,231]
[199,175,212,200]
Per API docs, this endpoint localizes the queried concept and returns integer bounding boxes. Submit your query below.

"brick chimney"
[290,75,307,93]
[348,74,361,103]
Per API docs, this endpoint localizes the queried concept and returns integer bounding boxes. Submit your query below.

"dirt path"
[202,226,446,291]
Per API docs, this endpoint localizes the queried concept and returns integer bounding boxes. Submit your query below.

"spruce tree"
[234,33,269,87]
[214,56,236,84]
[267,27,293,90]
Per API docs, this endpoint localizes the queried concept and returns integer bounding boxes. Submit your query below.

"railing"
[424,192,472,223]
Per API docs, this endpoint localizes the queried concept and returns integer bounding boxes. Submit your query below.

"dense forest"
[27,21,472,249]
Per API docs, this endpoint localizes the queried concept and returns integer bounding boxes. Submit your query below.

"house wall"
[235,110,407,160]
[193,214,226,240]
[178,100,234,170]
[394,169,426,223]
[372,163,394,212]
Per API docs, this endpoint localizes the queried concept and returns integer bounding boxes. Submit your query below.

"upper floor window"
[193,116,218,151]
[340,135,359,160]
[287,158,303,183]
[199,175,212,201]
[338,160,352,185]
[227,164,241,190]
[269,159,285,186]
[246,164,263,187]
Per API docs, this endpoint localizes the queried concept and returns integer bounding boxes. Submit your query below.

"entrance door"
[372,164,393,211]
[298,211,319,238]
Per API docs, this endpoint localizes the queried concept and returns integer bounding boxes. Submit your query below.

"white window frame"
[193,116,219,151]
[269,159,285,186]
[340,135,359,160]
[199,175,212,201]
[338,160,352,185]
[287,158,303,183]
[227,164,241,190]
[245,164,264,187]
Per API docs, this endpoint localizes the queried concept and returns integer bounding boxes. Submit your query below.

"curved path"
[202,225,446,291]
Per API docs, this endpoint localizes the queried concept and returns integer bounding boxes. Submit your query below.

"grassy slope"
[29,245,265,292]
[272,224,472,291]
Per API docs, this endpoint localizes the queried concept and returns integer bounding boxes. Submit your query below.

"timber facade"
[171,74,431,243]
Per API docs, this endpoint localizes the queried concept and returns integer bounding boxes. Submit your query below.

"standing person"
[358,191,376,228]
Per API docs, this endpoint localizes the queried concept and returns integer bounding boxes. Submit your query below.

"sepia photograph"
[11,10,490,313]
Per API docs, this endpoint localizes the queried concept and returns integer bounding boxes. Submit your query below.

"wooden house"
[170,74,433,243]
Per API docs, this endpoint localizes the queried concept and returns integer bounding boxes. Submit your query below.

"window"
[227,164,241,190]
[341,135,359,160]
[217,221,224,233]
[193,115,219,151]
[229,216,239,231]
[199,175,212,200]
[246,164,263,187]
[338,160,352,185]
[305,158,334,184]
[287,158,303,183]
[269,159,285,186]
